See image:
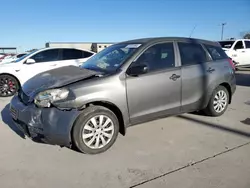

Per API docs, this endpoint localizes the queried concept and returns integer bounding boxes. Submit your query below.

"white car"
[218,39,250,68]
[0,47,95,97]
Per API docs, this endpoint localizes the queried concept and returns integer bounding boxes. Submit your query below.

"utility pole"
[221,23,226,40]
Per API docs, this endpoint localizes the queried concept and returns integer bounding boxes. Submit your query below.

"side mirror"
[26,58,36,64]
[127,64,148,76]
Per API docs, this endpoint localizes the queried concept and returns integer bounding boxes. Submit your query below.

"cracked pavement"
[0,71,250,188]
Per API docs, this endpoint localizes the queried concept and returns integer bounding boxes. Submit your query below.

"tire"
[203,85,229,117]
[0,74,19,97]
[72,105,119,154]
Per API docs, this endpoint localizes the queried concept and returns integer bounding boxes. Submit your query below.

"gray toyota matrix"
[10,37,236,154]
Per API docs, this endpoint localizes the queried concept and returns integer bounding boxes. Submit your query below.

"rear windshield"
[204,44,229,60]
[218,41,234,49]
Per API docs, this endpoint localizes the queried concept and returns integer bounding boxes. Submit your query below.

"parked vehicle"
[0,54,16,64]
[10,37,236,154]
[0,54,8,62]
[0,53,5,58]
[0,53,28,64]
[0,47,95,97]
[218,39,250,68]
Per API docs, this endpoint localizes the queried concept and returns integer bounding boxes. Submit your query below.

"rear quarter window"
[204,44,228,60]
[83,51,94,58]
[62,49,83,60]
[245,41,250,48]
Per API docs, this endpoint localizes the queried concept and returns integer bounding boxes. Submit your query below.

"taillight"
[228,58,235,70]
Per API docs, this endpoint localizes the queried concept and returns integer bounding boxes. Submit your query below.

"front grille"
[12,118,30,136]
[10,105,17,120]
[18,89,31,105]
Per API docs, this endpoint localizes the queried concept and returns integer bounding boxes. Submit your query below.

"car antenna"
[189,25,197,38]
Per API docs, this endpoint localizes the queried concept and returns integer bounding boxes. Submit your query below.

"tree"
[243,33,250,39]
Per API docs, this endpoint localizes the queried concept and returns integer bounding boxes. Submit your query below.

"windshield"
[219,41,235,49]
[14,49,38,62]
[81,43,141,73]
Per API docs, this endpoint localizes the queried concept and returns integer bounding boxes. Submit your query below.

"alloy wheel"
[0,76,17,97]
[213,90,228,113]
[82,115,115,149]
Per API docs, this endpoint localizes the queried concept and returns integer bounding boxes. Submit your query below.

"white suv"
[0,47,95,97]
[218,39,250,68]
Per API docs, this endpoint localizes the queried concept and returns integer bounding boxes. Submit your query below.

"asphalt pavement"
[0,71,250,188]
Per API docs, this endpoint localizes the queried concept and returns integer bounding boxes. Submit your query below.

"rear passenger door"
[178,41,211,112]
[61,49,94,67]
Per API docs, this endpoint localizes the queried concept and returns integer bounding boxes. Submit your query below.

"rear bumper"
[10,95,80,147]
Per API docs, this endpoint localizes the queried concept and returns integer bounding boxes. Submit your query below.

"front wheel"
[0,75,19,97]
[72,106,119,154]
[203,86,229,117]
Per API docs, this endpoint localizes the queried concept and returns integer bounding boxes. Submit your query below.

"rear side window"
[234,41,244,50]
[204,44,228,60]
[245,41,250,48]
[83,51,94,58]
[62,49,83,60]
[178,42,207,66]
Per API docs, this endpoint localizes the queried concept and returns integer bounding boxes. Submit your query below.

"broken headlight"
[34,88,69,107]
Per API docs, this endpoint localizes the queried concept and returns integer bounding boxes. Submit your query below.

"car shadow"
[178,115,250,138]
[1,103,25,139]
[241,118,250,126]
[235,71,250,87]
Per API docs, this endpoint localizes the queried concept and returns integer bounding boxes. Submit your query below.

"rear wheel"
[0,75,19,97]
[72,106,119,154]
[203,85,229,117]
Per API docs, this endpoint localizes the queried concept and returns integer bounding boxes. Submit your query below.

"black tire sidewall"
[72,106,119,154]
[0,75,19,97]
[207,86,229,116]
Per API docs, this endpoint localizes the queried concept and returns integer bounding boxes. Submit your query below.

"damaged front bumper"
[9,95,80,147]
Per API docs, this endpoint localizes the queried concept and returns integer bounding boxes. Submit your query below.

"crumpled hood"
[22,65,99,97]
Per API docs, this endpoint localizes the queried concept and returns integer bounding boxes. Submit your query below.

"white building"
[45,42,114,53]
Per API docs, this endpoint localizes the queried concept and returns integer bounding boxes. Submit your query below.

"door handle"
[207,67,215,73]
[241,51,245,53]
[50,64,57,66]
[169,74,181,81]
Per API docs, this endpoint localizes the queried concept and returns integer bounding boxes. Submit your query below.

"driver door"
[126,42,181,124]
